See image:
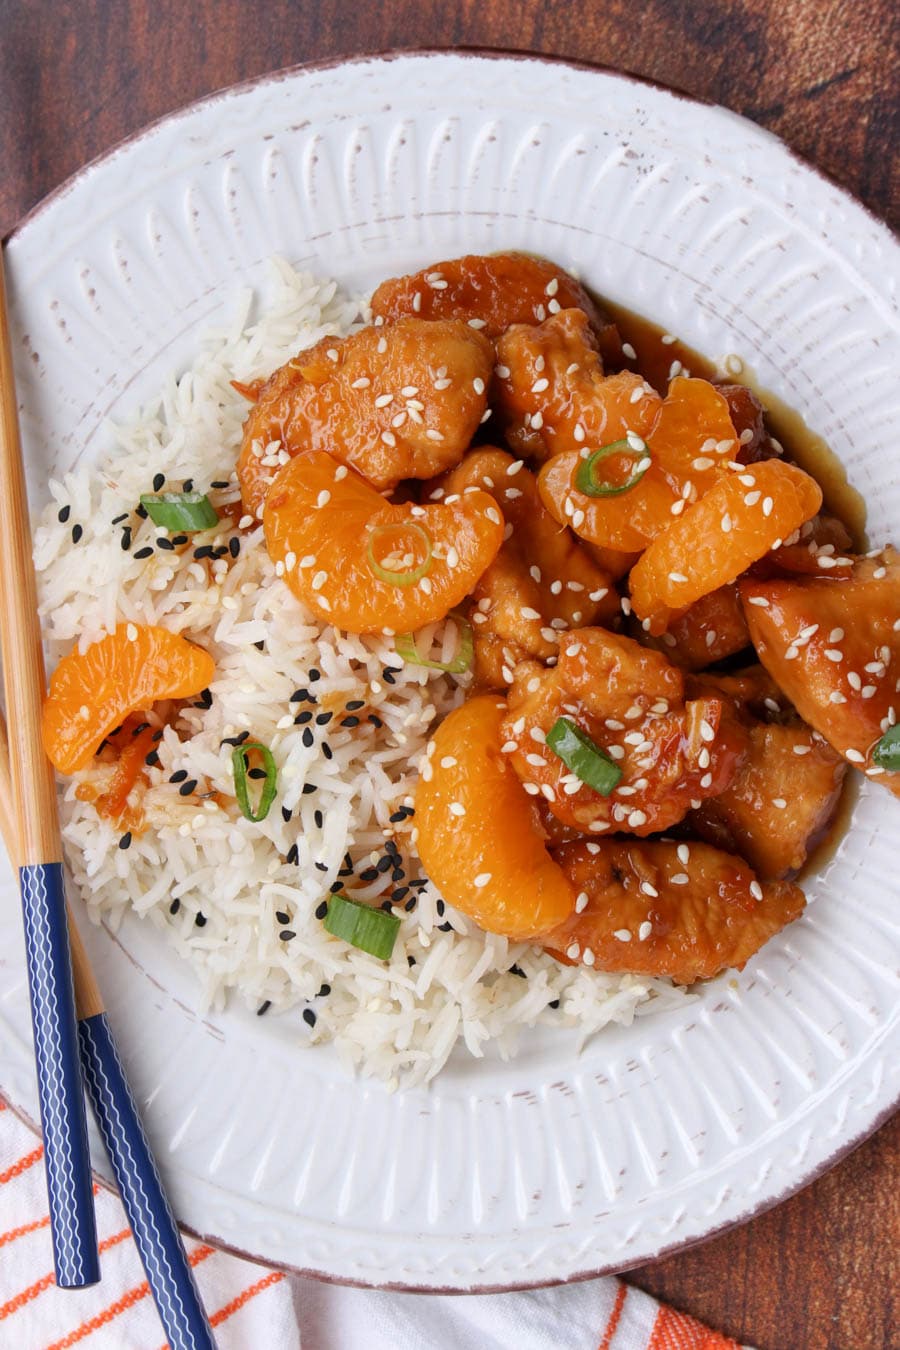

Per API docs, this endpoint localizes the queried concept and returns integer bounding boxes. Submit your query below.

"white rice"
[34,259,690,1088]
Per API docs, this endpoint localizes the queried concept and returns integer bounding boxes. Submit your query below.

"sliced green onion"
[872,724,900,771]
[139,491,220,532]
[324,893,400,959]
[395,615,474,673]
[231,742,278,821]
[366,521,433,587]
[546,717,622,795]
[574,439,652,498]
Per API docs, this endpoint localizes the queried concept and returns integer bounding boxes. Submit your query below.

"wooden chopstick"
[0,249,100,1287]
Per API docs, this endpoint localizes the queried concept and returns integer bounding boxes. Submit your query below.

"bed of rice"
[33,260,690,1088]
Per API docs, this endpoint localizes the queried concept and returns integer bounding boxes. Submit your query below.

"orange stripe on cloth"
[44,1244,216,1350]
[598,1281,628,1349]
[0,1227,133,1321]
[210,1270,284,1328]
[0,1183,100,1250]
[648,1303,742,1350]
[0,1143,43,1185]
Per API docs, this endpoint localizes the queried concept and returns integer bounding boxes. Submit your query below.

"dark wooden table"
[1,4,897,1347]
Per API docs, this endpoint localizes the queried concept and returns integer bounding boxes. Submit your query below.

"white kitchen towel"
[0,1098,747,1349]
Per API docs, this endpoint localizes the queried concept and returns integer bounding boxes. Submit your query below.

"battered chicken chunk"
[237,318,493,516]
[741,548,900,795]
[687,667,847,878]
[638,582,751,671]
[493,308,660,461]
[501,628,746,835]
[435,447,617,679]
[370,250,623,364]
[541,839,805,983]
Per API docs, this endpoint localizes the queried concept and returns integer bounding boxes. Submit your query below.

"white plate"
[2,52,899,1290]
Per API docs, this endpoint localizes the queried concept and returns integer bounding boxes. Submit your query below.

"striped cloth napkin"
[0,1097,749,1349]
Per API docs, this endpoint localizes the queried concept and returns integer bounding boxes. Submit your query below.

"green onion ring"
[139,491,220,532]
[546,717,622,796]
[395,615,474,673]
[366,521,433,587]
[872,724,900,771]
[231,742,278,821]
[574,439,652,498]
[324,893,400,960]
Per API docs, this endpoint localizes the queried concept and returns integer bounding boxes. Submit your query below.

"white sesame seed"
[566,943,580,959]
[638,921,653,942]
[316,490,331,508]
[762,496,774,516]
[351,377,371,389]
[824,649,843,662]
[425,429,444,442]
[628,810,647,828]
[486,507,502,525]
[531,410,544,430]
[495,364,510,379]
[845,748,865,763]
[699,719,715,743]
[374,393,393,408]
[468,317,487,329]
[575,891,589,913]
[750,880,763,901]
[613,928,632,942]
[316,595,331,612]
[670,873,689,885]
[640,882,659,898]
[473,872,492,888]
[311,569,328,591]
[334,465,348,481]
[449,802,466,817]
[747,595,769,607]
[326,348,339,362]
[412,291,422,312]
[772,797,787,809]
[829,691,847,703]
[622,342,637,360]
[721,513,732,533]
[700,773,713,789]
[668,571,688,584]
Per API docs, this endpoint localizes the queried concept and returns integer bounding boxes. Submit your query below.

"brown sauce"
[599,294,867,877]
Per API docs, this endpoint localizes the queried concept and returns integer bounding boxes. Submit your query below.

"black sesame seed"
[342,852,353,871]
[308,669,321,683]
[169,898,181,915]
[385,839,400,858]
[360,867,378,882]
[302,1008,317,1028]
[171,533,189,547]
[229,537,240,558]
[144,750,160,767]
[389,808,409,823]
[301,728,314,748]
[193,544,214,560]
[221,731,250,747]
[281,806,293,822]
[317,983,331,997]
[404,897,417,911]
[169,769,188,783]
[214,546,230,559]
[315,901,329,920]
[118,832,132,850]
[314,861,328,872]
[134,546,154,560]
[152,728,164,742]
[322,744,333,761]
[329,880,344,894]
[314,809,324,828]
[121,526,132,550]
[285,844,299,865]
[111,512,129,525]
[380,899,394,912]
[131,721,150,736]
[196,687,213,709]
[182,479,194,492]
[279,929,296,941]
[211,479,230,489]
[302,782,318,795]
[58,504,71,523]
[253,640,265,651]
[376,856,393,874]
[382,668,397,685]
[157,536,175,550]
[290,689,308,703]
[294,711,313,725]
[256,1000,271,1016]
[509,964,527,978]
[391,887,409,902]
[178,779,198,796]
[548,999,560,1009]
[346,700,365,711]
[437,921,453,931]
[407,955,417,967]
[341,716,360,728]
[315,711,333,726]
[275,910,290,924]
[71,523,83,543]
[195,913,207,928]
[152,472,165,491]
[436,899,445,916]
[136,503,148,519]
[368,715,383,729]
[247,767,267,779]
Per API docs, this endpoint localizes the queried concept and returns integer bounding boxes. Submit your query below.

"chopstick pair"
[0,252,216,1348]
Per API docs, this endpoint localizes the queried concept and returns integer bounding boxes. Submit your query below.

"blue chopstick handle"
[19,863,99,1287]
[78,1013,217,1350]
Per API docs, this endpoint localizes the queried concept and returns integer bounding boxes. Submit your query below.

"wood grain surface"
[0,3,896,1347]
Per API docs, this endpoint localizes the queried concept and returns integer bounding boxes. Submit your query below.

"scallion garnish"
[395,615,474,673]
[574,439,652,498]
[324,893,400,959]
[366,521,433,587]
[872,724,900,771]
[139,491,220,532]
[231,742,277,821]
[546,717,622,795]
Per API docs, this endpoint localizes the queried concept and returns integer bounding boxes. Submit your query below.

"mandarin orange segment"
[370,252,621,359]
[541,839,805,983]
[629,459,823,631]
[42,625,215,775]
[237,317,493,517]
[264,451,504,635]
[649,377,740,495]
[415,695,576,939]
[538,446,676,552]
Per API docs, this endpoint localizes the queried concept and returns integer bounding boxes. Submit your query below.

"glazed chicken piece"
[638,582,751,671]
[501,627,746,835]
[714,383,777,463]
[494,307,660,461]
[741,548,900,795]
[435,447,617,680]
[236,318,493,517]
[541,838,805,983]
[687,667,847,878]
[759,513,856,580]
[370,251,623,364]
